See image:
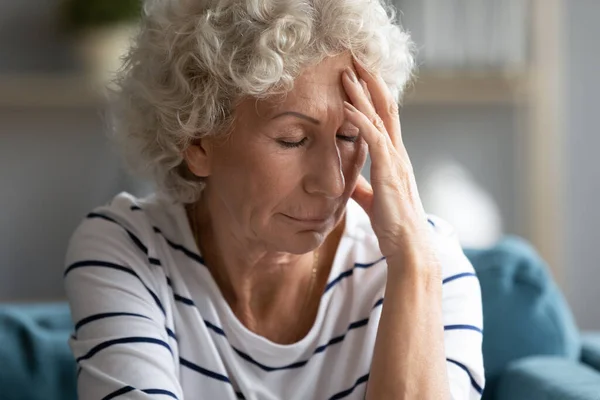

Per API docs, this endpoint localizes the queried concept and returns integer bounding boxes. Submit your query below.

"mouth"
[282,214,330,224]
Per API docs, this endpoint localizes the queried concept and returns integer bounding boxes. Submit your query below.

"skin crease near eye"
[197,52,369,256]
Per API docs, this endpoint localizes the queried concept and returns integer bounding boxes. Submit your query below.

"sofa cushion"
[465,236,581,398]
[0,303,76,400]
[495,356,600,400]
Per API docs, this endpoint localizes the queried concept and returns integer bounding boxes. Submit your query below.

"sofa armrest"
[581,332,600,372]
[495,356,600,400]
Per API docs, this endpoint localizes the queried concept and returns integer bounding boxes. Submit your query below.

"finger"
[352,57,402,149]
[342,68,380,132]
[360,78,374,107]
[342,68,394,151]
[343,101,392,173]
[351,174,373,212]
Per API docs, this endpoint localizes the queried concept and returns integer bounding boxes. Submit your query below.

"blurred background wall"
[563,0,600,331]
[0,0,599,329]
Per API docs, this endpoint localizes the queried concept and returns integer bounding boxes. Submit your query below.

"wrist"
[386,244,442,285]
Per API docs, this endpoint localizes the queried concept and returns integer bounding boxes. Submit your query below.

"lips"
[286,215,329,222]
[283,212,333,223]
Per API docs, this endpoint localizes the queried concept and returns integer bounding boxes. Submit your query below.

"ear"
[183,138,212,178]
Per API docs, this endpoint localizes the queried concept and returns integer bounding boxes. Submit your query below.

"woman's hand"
[342,58,432,263]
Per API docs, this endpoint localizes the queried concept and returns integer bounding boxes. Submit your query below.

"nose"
[304,141,345,199]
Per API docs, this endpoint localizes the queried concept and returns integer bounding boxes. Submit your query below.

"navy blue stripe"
[324,257,386,294]
[204,320,227,336]
[174,293,195,306]
[142,389,178,398]
[76,337,172,363]
[165,277,198,310]
[166,327,178,341]
[145,289,166,316]
[64,260,134,278]
[179,357,231,383]
[149,257,162,265]
[445,324,483,334]
[64,260,166,316]
[75,312,152,332]
[447,358,484,394]
[372,297,384,308]
[328,373,370,400]
[165,278,194,306]
[427,217,436,227]
[153,226,205,265]
[87,212,161,266]
[443,272,477,285]
[233,347,308,372]
[102,386,178,400]
[179,358,245,398]
[102,386,135,400]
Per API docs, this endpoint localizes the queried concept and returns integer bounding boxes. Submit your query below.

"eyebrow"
[271,111,321,125]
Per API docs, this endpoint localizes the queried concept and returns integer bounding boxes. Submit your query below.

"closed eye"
[277,134,359,149]
[337,135,359,143]
[278,137,308,148]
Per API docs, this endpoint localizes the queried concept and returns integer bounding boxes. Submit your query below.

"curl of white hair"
[110,0,416,203]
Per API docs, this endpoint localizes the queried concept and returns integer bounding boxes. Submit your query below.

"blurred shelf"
[0,70,529,109]
[0,74,102,109]
[404,70,529,106]
[0,298,67,304]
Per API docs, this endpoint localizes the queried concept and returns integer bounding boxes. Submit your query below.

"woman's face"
[200,53,368,254]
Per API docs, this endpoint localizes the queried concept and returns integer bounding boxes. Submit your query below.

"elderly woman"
[64,0,484,399]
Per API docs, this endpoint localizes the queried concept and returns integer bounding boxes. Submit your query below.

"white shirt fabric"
[64,192,485,400]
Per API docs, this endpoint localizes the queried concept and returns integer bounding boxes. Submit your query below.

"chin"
[271,230,329,255]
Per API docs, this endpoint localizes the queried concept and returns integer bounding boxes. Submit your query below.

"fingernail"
[345,68,357,83]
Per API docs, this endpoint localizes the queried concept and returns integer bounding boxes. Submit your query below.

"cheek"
[221,144,301,201]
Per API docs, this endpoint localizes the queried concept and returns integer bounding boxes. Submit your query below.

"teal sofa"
[2,236,600,399]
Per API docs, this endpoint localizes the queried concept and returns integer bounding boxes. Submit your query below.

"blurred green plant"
[61,0,142,32]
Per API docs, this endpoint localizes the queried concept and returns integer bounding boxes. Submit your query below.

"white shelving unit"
[521,0,565,283]
[404,70,528,106]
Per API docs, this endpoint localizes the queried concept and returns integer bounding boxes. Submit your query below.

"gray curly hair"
[110,0,416,203]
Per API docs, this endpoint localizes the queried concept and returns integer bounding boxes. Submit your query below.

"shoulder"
[425,214,476,278]
[63,193,177,326]
[65,192,185,278]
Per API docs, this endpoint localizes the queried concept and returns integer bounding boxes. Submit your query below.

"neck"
[187,194,345,342]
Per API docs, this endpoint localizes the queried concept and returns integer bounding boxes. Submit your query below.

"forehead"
[255,53,354,117]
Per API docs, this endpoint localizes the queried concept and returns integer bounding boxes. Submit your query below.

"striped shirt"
[64,192,485,400]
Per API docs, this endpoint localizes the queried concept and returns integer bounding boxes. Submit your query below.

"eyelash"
[278,135,359,149]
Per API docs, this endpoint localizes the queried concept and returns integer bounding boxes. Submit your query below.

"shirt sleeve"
[64,210,184,400]
[428,215,486,399]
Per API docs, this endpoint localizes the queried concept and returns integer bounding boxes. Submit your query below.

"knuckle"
[374,133,387,148]
[371,115,385,130]
[388,101,399,116]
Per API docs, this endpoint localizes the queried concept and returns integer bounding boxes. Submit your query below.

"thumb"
[351,174,373,213]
